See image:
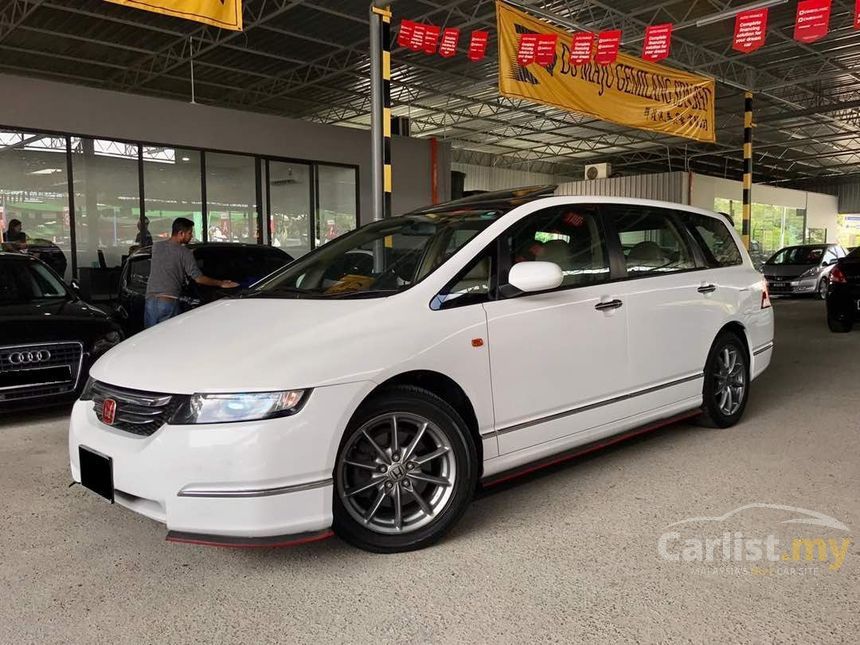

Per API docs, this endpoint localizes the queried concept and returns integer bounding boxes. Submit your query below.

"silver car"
[763,244,847,298]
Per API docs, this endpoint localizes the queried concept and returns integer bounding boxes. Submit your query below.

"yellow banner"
[105,0,242,31]
[496,1,715,143]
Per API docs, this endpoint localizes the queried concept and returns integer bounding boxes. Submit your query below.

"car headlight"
[92,331,123,356]
[170,390,308,425]
[799,267,819,280]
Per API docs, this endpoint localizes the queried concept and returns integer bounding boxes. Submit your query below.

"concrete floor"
[1,299,858,644]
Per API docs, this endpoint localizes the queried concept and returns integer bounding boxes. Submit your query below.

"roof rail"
[409,184,558,214]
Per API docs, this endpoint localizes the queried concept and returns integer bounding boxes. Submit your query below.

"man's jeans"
[144,297,180,329]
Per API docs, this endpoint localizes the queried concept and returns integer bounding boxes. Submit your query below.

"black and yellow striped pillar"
[742,92,753,250]
[371,4,393,220]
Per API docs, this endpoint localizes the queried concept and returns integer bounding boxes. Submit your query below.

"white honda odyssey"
[69,187,774,552]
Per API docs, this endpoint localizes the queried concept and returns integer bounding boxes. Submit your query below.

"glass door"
[267,160,312,258]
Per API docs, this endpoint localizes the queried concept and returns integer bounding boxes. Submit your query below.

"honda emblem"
[102,399,117,425]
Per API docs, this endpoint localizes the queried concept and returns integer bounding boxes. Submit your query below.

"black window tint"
[502,204,610,289]
[194,248,290,285]
[609,205,696,275]
[128,258,151,291]
[685,213,743,268]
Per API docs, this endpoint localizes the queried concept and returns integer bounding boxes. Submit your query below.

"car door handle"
[594,299,623,311]
[697,284,717,294]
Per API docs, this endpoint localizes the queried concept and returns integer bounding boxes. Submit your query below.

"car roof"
[408,185,558,215]
[408,189,730,223]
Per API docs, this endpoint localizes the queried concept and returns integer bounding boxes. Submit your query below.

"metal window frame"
[0,122,360,276]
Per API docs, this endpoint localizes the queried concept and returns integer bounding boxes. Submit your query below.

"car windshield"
[766,246,826,265]
[0,259,68,304]
[249,210,503,298]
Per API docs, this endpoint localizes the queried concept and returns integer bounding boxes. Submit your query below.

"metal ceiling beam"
[109,0,306,91]
[0,0,44,45]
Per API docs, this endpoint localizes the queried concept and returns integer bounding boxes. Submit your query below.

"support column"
[742,92,753,250]
[369,3,392,221]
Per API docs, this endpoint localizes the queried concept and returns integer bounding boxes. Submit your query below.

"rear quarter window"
[684,213,743,268]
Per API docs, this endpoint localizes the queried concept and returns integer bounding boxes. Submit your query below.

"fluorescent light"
[29,168,63,175]
[181,156,190,162]
[695,0,788,27]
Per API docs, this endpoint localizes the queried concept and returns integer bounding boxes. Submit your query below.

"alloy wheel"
[336,412,456,535]
[713,346,746,416]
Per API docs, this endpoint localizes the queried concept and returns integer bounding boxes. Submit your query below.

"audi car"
[115,243,293,335]
[69,188,773,552]
[1,252,122,412]
[762,243,847,298]
[825,246,860,332]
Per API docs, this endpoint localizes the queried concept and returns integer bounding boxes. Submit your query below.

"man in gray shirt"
[144,217,238,328]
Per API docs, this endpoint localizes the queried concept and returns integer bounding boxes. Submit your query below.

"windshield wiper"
[327,289,400,299]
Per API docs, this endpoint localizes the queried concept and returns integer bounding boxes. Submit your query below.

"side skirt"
[481,409,701,488]
[166,528,334,549]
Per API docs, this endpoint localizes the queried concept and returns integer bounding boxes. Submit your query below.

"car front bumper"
[766,278,818,295]
[68,380,374,540]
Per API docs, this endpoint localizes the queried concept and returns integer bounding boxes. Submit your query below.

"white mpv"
[69,188,774,552]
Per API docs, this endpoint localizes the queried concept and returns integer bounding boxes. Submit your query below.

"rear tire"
[332,385,477,553]
[699,332,750,428]
[827,315,852,333]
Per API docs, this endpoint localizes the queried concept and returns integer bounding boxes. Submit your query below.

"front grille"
[91,381,180,436]
[0,342,83,402]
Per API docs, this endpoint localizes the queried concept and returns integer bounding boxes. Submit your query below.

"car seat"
[627,241,667,270]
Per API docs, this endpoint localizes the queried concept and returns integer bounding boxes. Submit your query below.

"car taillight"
[761,278,771,309]
[829,265,847,284]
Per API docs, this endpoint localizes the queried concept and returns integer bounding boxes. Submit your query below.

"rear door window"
[684,213,743,268]
[606,205,697,275]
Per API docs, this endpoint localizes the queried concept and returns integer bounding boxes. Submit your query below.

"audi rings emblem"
[7,350,52,365]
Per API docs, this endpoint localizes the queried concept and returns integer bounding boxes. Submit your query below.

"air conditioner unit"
[584,163,611,180]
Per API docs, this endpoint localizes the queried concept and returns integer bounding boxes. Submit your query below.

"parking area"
[1,297,857,644]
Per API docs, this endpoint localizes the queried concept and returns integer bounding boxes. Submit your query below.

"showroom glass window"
[317,165,357,246]
[71,138,141,270]
[268,161,312,257]
[608,205,696,275]
[205,152,258,244]
[143,147,203,248]
[0,130,72,279]
[501,204,610,288]
[684,213,742,268]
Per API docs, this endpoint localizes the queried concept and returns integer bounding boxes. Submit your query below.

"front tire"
[817,277,828,300]
[699,332,750,428]
[333,385,477,553]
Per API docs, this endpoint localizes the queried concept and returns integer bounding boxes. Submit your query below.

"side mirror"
[69,279,81,293]
[827,258,838,266]
[507,261,563,294]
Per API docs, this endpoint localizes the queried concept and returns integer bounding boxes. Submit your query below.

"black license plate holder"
[79,446,114,503]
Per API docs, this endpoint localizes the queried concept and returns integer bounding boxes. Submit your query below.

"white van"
[69,187,774,553]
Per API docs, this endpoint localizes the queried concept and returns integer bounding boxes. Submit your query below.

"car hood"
[763,264,817,277]
[0,298,116,345]
[91,297,407,393]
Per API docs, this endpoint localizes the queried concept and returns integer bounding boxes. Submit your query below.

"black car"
[116,243,293,334]
[826,247,860,332]
[0,252,123,411]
